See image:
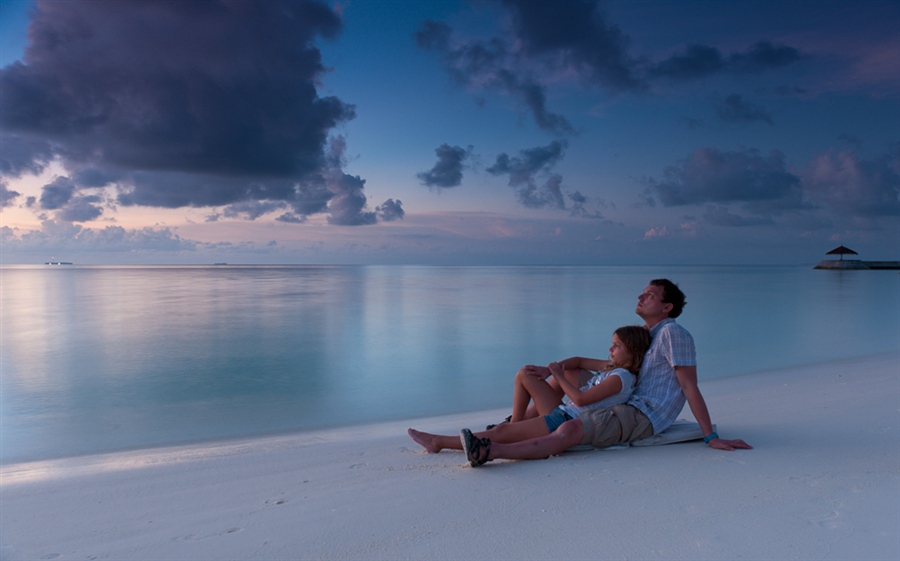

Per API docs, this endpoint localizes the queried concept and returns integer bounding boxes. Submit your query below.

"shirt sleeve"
[608,368,635,396]
[660,324,697,367]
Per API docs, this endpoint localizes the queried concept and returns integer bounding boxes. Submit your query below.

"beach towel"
[565,420,714,452]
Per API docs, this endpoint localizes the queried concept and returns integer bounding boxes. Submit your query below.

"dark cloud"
[0,0,392,226]
[415,20,573,134]
[649,41,801,81]
[568,190,606,219]
[802,149,900,217]
[376,199,405,222]
[222,200,288,220]
[71,168,125,188]
[414,19,451,52]
[416,1,641,95]
[648,45,724,81]
[57,195,104,222]
[0,181,21,208]
[499,0,642,91]
[416,3,799,133]
[276,212,307,224]
[0,135,55,177]
[649,147,801,207]
[715,94,773,124]
[703,205,773,227]
[37,175,108,221]
[325,171,376,226]
[515,173,565,209]
[488,141,565,180]
[647,146,899,227]
[39,176,75,210]
[729,41,802,73]
[488,141,569,209]
[417,144,471,188]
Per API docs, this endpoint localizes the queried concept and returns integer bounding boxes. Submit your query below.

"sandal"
[485,415,512,430]
[460,428,492,467]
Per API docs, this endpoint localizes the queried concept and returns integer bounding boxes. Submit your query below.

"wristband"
[703,432,719,444]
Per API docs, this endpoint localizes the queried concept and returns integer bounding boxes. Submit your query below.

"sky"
[0,0,898,265]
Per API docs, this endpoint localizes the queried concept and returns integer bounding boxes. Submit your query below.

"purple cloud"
[417,144,472,188]
[488,141,570,209]
[0,0,393,226]
[649,147,801,207]
[802,149,900,217]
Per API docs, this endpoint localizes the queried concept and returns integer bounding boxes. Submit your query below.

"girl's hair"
[610,325,651,376]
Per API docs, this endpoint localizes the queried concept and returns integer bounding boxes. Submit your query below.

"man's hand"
[708,438,753,451]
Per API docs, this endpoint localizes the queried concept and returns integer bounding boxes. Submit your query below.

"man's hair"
[650,278,686,318]
[612,325,652,376]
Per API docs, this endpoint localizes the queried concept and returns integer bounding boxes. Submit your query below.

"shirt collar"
[648,317,674,337]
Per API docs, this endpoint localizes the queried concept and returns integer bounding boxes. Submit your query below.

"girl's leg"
[518,368,593,420]
[511,368,564,422]
[408,415,551,453]
[487,418,585,461]
[510,367,531,422]
[407,429,461,453]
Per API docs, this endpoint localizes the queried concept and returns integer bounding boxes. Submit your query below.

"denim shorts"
[544,407,574,432]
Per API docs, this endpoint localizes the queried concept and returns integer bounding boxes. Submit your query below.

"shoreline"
[4,350,896,467]
[2,354,898,560]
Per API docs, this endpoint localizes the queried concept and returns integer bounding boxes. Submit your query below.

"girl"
[407,325,651,462]
[506,324,649,425]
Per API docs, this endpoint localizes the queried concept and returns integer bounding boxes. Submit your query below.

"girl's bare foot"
[407,428,442,453]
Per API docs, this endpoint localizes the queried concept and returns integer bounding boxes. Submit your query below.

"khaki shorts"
[578,404,653,448]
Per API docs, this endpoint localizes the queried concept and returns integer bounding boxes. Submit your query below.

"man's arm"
[675,366,752,451]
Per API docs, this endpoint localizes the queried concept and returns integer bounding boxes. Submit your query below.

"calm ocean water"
[1,264,898,463]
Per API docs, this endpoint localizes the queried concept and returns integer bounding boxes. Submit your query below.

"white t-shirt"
[558,367,636,418]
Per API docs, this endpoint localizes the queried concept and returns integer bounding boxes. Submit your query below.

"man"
[447,279,751,466]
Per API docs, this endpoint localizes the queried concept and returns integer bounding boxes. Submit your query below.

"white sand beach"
[2,354,898,560]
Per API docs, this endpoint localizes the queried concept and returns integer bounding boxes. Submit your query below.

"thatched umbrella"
[826,245,858,261]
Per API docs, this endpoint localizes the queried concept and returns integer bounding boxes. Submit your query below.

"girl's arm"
[558,356,610,373]
[549,363,623,407]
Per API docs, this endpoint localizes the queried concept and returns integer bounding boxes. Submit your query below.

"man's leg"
[486,418,585,461]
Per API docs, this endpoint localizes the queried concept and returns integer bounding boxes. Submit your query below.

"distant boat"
[213,262,228,266]
[45,261,73,265]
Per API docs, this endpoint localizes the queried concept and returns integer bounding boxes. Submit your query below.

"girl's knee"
[555,418,584,445]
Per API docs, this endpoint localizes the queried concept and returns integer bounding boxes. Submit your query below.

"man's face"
[636,284,672,320]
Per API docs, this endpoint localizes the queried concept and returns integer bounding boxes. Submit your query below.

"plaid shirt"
[628,318,697,434]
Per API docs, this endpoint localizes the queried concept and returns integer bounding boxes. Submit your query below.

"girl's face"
[609,333,632,367]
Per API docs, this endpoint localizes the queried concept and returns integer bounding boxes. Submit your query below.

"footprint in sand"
[811,503,846,530]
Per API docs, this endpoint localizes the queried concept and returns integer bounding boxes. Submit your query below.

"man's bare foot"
[408,428,442,453]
